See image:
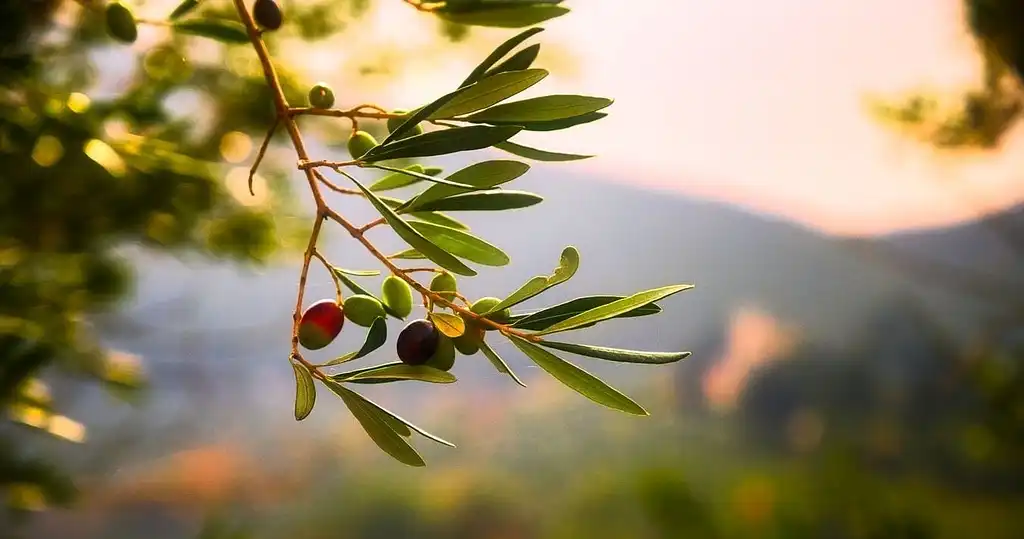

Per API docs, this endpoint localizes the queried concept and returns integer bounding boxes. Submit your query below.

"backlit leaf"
[510,336,647,415]
[361,125,522,162]
[511,295,662,331]
[480,340,527,387]
[409,211,470,231]
[495,141,592,161]
[477,112,608,132]
[330,381,455,448]
[173,19,249,43]
[537,284,694,335]
[487,246,579,313]
[406,191,543,213]
[484,43,541,77]
[291,362,315,421]
[430,312,467,337]
[338,362,457,384]
[436,4,570,29]
[366,163,493,191]
[321,317,388,367]
[403,160,530,210]
[408,221,510,266]
[537,340,691,365]
[430,69,548,119]
[388,248,427,260]
[377,86,467,145]
[463,95,612,123]
[368,164,426,192]
[169,0,200,20]
[333,268,381,277]
[460,27,544,87]
[326,382,425,466]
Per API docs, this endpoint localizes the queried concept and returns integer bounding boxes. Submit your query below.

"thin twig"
[312,250,344,303]
[288,107,400,120]
[357,218,386,234]
[249,118,279,196]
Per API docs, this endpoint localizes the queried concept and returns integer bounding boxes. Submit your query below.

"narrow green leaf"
[511,296,662,331]
[326,382,425,466]
[429,312,466,338]
[173,19,249,43]
[347,176,477,276]
[484,43,541,77]
[168,0,200,20]
[463,95,613,123]
[459,27,544,87]
[340,362,457,384]
[368,164,426,192]
[437,4,570,28]
[537,340,691,365]
[495,141,592,162]
[332,269,404,318]
[487,246,579,313]
[366,163,494,192]
[334,268,381,277]
[377,86,466,146]
[404,160,530,211]
[291,362,315,421]
[479,340,527,387]
[406,191,543,213]
[430,69,548,119]
[330,381,455,447]
[409,211,470,231]
[408,221,510,266]
[477,112,608,132]
[321,317,388,367]
[388,248,427,260]
[361,125,523,163]
[537,284,694,335]
[423,166,445,176]
[509,336,647,415]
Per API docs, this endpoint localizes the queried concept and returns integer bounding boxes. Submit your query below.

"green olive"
[308,82,335,109]
[105,2,138,44]
[381,275,413,319]
[343,294,386,327]
[386,110,424,139]
[347,130,378,159]
[453,325,484,356]
[469,296,511,328]
[425,334,456,371]
[429,272,458,302]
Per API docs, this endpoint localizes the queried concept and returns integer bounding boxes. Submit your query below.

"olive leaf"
[388,248,427,260]
[436,3,570,29]
[462,95,612,123]
[325,382,425,466]
[460,27,544,87]
[377,85,468,145]
[495,141,592,162]
[405,191,543,213]
[480,340,527,388]
[168,0,200,20]
[509,336,647,415]
[402,160,530,211]
[484,43,541,77]
[173,19,249,43]
[486,246,579,313]
[321,317,388,367]
[368,164,426,192]
[408,211,470,231]
[365,163,495,191]
[333,268,381,277]
[361,125,523,163]
[536,284,694,335]
[348,175,478,277]
[408,221,510,267]
[332,269,404,319]
[537,340,691,365]
[429,312,466,338]
[510,295,662,331]
[477,112,608,132]
[291,362,315,421]
[336,362,457,384]
[429,69,548,119]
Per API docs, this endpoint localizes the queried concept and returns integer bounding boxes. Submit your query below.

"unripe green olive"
[253,0,283,30]
[308,82,335,109]
[105,2,138,44]
[469,296,511,328]
[397,319,440,366]
[386,110,424,139]
[429,271,458,302]
[381,275,413,319]
[425,334,456,371]
[343,294,386,327]
[453,325,484,356]
[347,130,378,159]
[298,299,345,350]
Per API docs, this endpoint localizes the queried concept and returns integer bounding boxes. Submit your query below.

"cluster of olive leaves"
[101,0,693,467]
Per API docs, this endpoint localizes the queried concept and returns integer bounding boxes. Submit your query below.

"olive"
[347,130,378,159]
[381,275,413,319]
[308,82,335,109]
[386,110,424,139]
[453,325,484,356]
[343,294,386,327]
[469,296,511,328]
[253,0,283,31]
[298,299,345,350]
[397,319,440,365]
[105,2,138,44]
[429,272,457,302]
[425,334,456,371]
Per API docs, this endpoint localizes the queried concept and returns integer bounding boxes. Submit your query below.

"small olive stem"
[311,250,343,303]
[299,159,359,171]
[249,118,279,196]
[312,169,360,195]
[289,107,403,120]
[357,217,386,234]
[401,267,441,274]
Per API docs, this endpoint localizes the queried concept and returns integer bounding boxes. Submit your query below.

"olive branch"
[103,0,694,466]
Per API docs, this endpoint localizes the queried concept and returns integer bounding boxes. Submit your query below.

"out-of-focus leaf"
[168,0,200,20]
[436,3,570,29]
[173,20,250,43]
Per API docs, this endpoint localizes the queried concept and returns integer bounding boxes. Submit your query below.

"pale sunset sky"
[128,0,1024,236]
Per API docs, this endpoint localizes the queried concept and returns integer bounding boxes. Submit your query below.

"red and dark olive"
[297,299,345,350]
[397,319,440,366]
[253,0,283,30]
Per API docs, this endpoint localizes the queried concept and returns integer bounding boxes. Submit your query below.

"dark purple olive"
[397,319,440,366]
[253,0,283,30]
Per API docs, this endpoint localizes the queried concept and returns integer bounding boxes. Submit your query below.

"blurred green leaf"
[429,312,466,337]
[430,69,548,119]
[464,95,612,123]
[485,43,541,77]
[537,284,694,335]
[291,362,315,421]
[326,382,425,466]
[361,125,523,162]
[403,159,530,210]
[496,140,592,161]
[480,340,527,387]
[168,0,200,20]
[368,164,426,192]
[487,246,579,313]
[321,317,388,367]
[366,163,494,191]
[332,269,404,319]
[172,19,250,43]
[406,191,543,213]
[511,295,662,330]
[537,340,691,364]
[333,268,381,277]
[388,248,427,260]
[460,26,544,87]
[436,3,570,29]
[337,362,457,384]
[408,221,510,266]
[348,175,478,276]
[510,336,648,415]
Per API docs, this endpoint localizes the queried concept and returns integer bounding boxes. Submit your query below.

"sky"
[119,0,1024,236]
